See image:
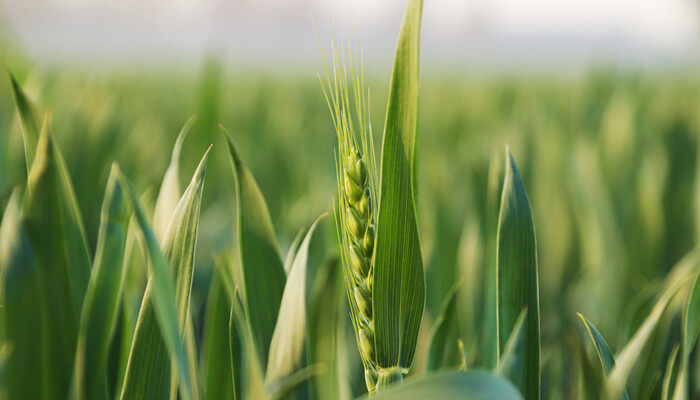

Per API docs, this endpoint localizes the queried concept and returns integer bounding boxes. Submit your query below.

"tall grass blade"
[309,253,351,400]
[265,214,326,396]
[229,287,266,400]
[0,189,43,399]
[364,370,523,400]
[496,148,540,400]
[201,266,234,400]
[672,264,700,399]
[482,148,503,369]
[426,284,460,371]
[498,308,528,390]
[153,116,196,241]
[4,68,41,171]
[576,313,630,400]
[661,344,679,400]
[373,0,425,376]
[7,76,92,313]
[223,126,286,368]
[71,164,130,400]
[23,128,78,399]
[117,148,210,400]
[606,271,687,400]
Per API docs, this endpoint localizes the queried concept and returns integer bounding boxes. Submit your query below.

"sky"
[2,0,699,70]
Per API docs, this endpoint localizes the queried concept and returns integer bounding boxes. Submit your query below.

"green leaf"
[577,336,604,400]
[7,76,92,313]
[576,313,630,400]
[673,263,700,399]
[498,308,528,390]
[23,128,78,399]
[223,126,286,369]
[265,214,326,397]
[309,253,351,400]
[606,273,686,400]
[71,164,130,400]
[268,365,324,400]
[373,0,426,371]
[0,189,43,399]
[362,370,523,400]
[118,147,210,400]
[661,344,679,400]
[4,67,41,171]
[482,148,503,369]
[153,116,196,241]
[284,228,304,274]
[496,148,540,400]
[228,302,243,400]
[229,287,266,400]
[426,284,460,371]
[201,267,235,400]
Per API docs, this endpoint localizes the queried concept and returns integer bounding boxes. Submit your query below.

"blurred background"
[2,0,700,398]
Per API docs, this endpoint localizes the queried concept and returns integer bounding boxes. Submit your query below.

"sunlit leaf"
[373,0,426,373]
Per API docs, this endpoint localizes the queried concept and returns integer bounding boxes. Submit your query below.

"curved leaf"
[5,67,41,171]
[201,269,234,400]
[426,284,460,371]
[661,344,679,400]
[373,0,426,371]
[363,370,523,400]
[118,147,210,400]
[576,313,629,400]
[71,165,130,400]
[223,126,286,369]
[0,189,43,399]
[496,148,540,400]
[266,214,326,394]
[606,274,685,400]
[153,116,196,241]
[498,308,528,390]
[7,75,92,312]
[23,129,78,399]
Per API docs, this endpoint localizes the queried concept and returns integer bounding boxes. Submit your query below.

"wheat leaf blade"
[498,308,528,390]
[496,148,540,400]
[4,68,41,171]
[71,164,130,400]
[373,0,425,372]
[223,127,286,369]
[266,214,326,394]
[23,128,79,399]
[153,116,196,241]
[117,148,210,400]
[0,189,43,399]
[426,284,460,371]
[362,370,523,400]
[201,267,235,400]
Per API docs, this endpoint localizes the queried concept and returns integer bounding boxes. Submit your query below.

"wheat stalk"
[319,39,382,393]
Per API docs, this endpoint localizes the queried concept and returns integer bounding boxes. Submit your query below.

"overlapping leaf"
[364,370,523,400]
[373,0,426,371]
[223,126,286,368]
[577,314,630,400]
[426,285,461,371]
[496,149,540,400]
[0,190,43,399]
[153,116,196,241]
[118,147,210,400]
[71,165,130,400]
[265,214,326,395]
[7,72,92,313]
[23,129,78,399]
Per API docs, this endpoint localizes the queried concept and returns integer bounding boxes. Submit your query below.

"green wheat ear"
[320,41,381,393]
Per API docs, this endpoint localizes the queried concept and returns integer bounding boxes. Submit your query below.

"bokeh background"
[2,0,700,397]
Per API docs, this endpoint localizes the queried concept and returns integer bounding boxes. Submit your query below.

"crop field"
[1,1,700,399]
